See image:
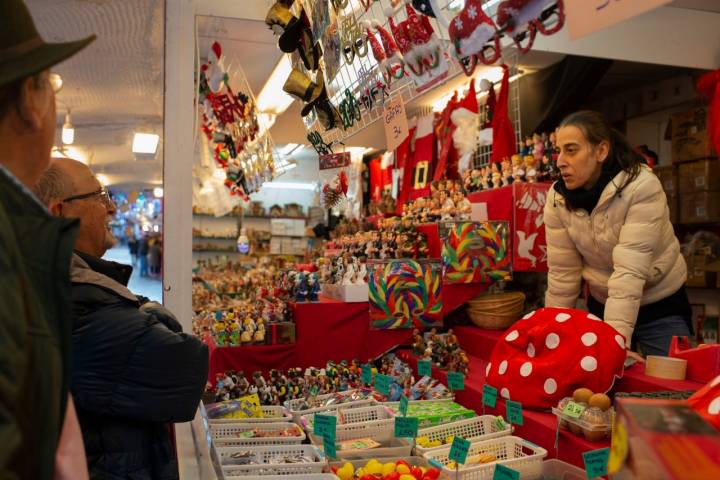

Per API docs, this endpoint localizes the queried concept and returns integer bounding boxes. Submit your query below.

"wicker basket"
[466,292,525,329]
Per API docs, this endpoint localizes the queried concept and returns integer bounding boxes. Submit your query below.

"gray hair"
[32,161,75,205]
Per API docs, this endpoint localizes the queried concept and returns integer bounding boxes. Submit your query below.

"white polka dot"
[581,332,598,347]
[505,330,519,342]
[544,378,557,394]
[498,360,508,375]
[522,311,535,320]
[711,376,720,388]
[615,334,626,349]
[486,363,492,377]
[500,388,510,399]
[709,397,720,415]
[545,333,560,350]
[527,343,536,358]
[581,356,598,372]
[555,312,571,323]
[587,314,602,321]
[520,362,533,377]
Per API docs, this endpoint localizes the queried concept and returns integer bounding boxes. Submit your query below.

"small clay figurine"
[525,155,537,183]
[453,191,472,220]
[307,272,320,301]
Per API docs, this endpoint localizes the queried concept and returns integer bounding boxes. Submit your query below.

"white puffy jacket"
[544,165,687,346]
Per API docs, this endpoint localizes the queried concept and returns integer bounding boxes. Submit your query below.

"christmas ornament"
[496,0,565,54]
[448,0,501,76]
[338,89,361,129]
[368,20,405,87]
[339,11,367,65]
[322,170,349,208]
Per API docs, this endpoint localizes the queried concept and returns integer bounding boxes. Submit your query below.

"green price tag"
[482,384,498,408]
[417,359,432,377]
[583,447,610,478]
[563,401,586,419]
[493,464,520,480]
[506,400,524,426]
[313,414,337,438]
[374,373,391,395]
[399,395,409,417]
[323,434,337,459]
[447,372,465,391]
[394,416,418,438]
[448,436,471,465]
[361,364,372,385]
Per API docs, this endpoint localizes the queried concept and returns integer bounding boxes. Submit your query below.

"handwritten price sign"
[383,96,409,152]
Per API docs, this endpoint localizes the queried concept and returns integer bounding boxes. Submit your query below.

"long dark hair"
[558,110,644,191]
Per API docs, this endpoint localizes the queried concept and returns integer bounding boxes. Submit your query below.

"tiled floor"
[103,245,163,302]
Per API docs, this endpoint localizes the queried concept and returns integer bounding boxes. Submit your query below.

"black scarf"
[554,161,622,213]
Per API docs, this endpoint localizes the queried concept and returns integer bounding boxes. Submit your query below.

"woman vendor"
[544,110,691,359]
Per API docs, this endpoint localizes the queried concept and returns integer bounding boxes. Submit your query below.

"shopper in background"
[127,233,139,266]
[0,1,94,479]
[34,158,209,479]
[138,232,150,276]
[545,110,691,358]
[148,236,161,276]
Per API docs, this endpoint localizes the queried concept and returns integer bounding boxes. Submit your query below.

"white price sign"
[565,0,672,40]
[383,96,409,152]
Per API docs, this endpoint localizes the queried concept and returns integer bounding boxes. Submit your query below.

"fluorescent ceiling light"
[256,55,294,115]
[153,187,164,198]
[132,133,160,154]
[62,111,74,145]
[262,181,316,190]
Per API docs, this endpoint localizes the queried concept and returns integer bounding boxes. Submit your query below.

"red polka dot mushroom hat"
[485,307,627,409]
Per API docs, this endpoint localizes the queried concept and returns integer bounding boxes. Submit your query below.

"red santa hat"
[385,7,413,55]
[485,307,626,409]
[496,0,538,53]
[490,64,517,162]
[373,21,402,59]
[448,0,498,58]
[364,21,386,64]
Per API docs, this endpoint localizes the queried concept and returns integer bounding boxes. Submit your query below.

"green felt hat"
[0,0,95,88]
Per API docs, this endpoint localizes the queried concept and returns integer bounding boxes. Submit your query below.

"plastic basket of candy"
[317,434,413,461]
[235,475,339,480]
[210,422,305,447]
[422,436,547,480]
[285,390,376,421]
[381,400,474,429]
[218,444,326,477]
[415,416,512,455]
[209,405,292,424]
[328,456,439,479]
[302,405,397,444]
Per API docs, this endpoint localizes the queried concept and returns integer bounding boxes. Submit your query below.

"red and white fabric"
[485,307,626,409]
[490,64,517,163]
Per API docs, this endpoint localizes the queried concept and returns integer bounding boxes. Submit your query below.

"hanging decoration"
[490,64,517,164]
[198,41,273,199]
[338,88,362,129]
[495,0,566,54]
[322,170,349,208]
[451,79,480,175]
[448,0,501,76]
[307,130,334,155]
[368,259,443,329]
[265,1,320,72]
[339,11,368,65]
[366,20,405,87]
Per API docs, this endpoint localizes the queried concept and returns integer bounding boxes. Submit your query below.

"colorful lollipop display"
[441,221,511,284]
[369,259,443,329]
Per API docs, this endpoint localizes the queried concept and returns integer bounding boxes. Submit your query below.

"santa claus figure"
[451,79,480,175]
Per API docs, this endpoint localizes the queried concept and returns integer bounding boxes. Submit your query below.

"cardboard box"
[679,191,720,224]
[609,398,720,480]
[671,107,717,163]
[653,165,677,196]
[685,255,718,288]
[666,194,678,224]
[678,159,720,193]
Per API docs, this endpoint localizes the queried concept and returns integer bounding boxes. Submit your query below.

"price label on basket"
[399,395,409,416]
[361,364,372,385]
[449,436,471,465]
[394,416,418,438]
[482,384,498,408]
[374,373,391,395]
[314,414,337,438]
[447,372,465,391]
[506,400,524,426]
[493,464,520,480]
[417,359,432,377]
[583,447,610,478]
[323,434,337,459]
[563,401,586,419]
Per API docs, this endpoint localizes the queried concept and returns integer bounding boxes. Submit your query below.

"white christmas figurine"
[342,258,356,285]
[354,261,368,285]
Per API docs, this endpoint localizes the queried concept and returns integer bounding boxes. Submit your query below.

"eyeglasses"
[62,187,113,205]
[48,72,63,94]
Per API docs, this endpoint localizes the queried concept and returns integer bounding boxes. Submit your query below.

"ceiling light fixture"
[256,55,294,119]
[132,132,160,155]
[153,187,164,198]
[96,173,109,186]
[62,110,74,145]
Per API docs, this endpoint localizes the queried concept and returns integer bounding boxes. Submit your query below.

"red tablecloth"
[205,334,296,381]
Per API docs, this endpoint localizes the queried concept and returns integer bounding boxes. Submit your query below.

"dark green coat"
[0,166,78,480]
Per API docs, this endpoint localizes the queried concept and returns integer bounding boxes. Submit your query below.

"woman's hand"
[626,350,645,364]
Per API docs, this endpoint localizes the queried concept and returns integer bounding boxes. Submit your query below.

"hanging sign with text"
[383,96,409,152]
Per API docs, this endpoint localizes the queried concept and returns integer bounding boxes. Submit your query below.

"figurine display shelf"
[412,328,470,375]
[205,353,453,407]
[402,180,472,224]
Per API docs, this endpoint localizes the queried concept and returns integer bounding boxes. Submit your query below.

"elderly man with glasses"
[0,1,95,479]
[34,158,209,480]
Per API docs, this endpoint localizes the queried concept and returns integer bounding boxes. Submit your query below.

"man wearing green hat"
[0,1,95,479]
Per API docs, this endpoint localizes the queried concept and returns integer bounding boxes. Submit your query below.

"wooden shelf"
[192,235,237,240]
[192,248,240,254]
[242,215,308,221]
